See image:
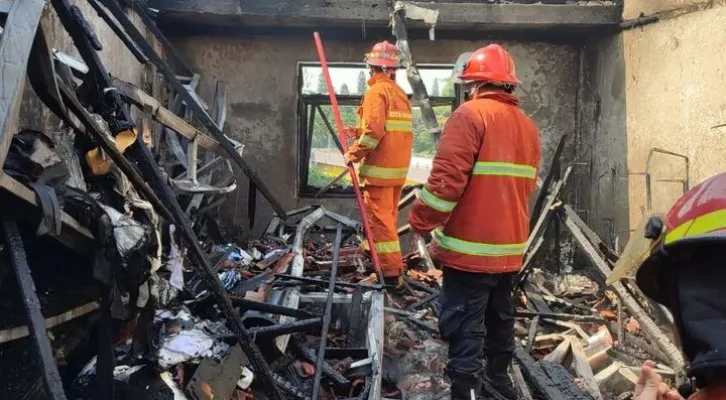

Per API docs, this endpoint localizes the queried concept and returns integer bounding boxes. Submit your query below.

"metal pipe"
[274,273,384,290]
[312,224,343,399]
[231,297,319,319]
[247,318,322,337]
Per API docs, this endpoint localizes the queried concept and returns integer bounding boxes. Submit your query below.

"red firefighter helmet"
[364,41,400,68]
[624,173,726,305]
[458,44,520,86]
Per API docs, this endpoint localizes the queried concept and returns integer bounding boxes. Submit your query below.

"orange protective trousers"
[362,185,404,278]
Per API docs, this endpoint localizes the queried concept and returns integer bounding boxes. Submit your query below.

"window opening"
[297,62,455,197]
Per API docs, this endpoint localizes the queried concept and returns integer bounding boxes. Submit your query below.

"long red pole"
[313,32,385,284]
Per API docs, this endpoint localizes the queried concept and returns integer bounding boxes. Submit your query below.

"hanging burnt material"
[391,2,442,144]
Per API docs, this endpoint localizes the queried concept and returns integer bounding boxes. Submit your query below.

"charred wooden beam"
[86,0,148,63]
[0,0,46,168]
[2,215,68,400]
[0,301,99,344]
[0,173,96,253]
[514,346,591,400]
[112,78,222,151]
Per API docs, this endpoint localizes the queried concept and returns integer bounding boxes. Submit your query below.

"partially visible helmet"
[608,173,726,305]
[458,44,520,86]
[365,41,400,68]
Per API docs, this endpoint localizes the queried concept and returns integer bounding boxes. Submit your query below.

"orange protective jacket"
[408,91,541,274]
[346,73,413,187]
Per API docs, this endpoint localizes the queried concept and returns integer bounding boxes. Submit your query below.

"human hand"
[634,361,684,400]
[343,151,356,165]
[342,127,359,139]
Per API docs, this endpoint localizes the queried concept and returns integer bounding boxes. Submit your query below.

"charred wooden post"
[2,216,68,400]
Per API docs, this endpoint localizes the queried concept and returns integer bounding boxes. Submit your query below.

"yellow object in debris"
[85,128,138,176]
[606,213,664,285]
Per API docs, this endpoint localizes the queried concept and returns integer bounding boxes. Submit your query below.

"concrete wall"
[585,1,726,247]
[581,34,629,248]
[18,2,160,133]
[173,35,582,237]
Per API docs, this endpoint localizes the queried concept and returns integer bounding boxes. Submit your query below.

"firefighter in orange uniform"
[408,45,541,399]
[344,41,413,287]
[608,172,726,400]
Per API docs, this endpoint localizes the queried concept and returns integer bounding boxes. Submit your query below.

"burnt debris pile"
[383,135,684,400]
[0,1,386,399]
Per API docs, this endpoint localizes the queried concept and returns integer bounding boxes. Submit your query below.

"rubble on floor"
[380,135,683,400]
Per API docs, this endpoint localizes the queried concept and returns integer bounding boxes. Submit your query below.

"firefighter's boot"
[482,354,517,399]
[448,369,482,400]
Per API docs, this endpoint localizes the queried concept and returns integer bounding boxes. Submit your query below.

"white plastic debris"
[251,247,263,261]
[160,371,190,400]
[237,366,254,390]
[167,225,185,290]
[113,365,145,382]
[158,329,215,368]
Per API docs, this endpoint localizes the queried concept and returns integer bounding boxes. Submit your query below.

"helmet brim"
[366,60,400,69]
[452,52,473,84]
[635,230,726,306]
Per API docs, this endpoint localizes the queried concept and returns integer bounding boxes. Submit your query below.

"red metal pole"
[313,32,385,284]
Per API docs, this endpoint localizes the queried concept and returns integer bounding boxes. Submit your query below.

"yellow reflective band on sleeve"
[358,135,380,149]
[385,120,413,132]
[420,187,457,213]
[433,229,526,257]
[359,165,409,180]
[375,240,401,254]
[472,162,537,179]
[664,208,726,245]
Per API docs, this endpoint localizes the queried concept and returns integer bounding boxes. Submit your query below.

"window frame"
[296,61,456,198]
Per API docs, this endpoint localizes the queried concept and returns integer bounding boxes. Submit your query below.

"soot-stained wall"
[174,35,581,238]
